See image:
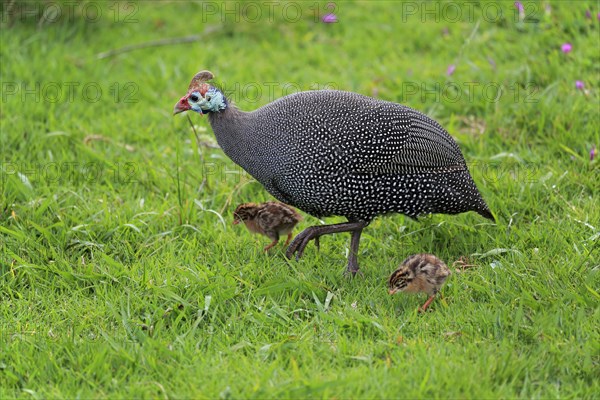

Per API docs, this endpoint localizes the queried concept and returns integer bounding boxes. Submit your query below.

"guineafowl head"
[173,70,226,115]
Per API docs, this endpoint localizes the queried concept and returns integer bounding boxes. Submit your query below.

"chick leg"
[263,239,279,252]
[418,295,436,313]
[284,232,293,246]
[263,231,280,252]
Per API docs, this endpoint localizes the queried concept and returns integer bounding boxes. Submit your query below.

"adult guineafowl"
[174,71,494,275]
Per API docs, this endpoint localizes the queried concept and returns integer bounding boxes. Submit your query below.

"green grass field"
[1,1,599,398]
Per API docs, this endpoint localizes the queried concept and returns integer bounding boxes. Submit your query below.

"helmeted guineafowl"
[174,71,494,275]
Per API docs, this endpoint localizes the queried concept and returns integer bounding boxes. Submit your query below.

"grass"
[1,0,599,398]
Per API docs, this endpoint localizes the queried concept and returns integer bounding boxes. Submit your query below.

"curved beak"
[388,288,398,295]
[232,219,240,225]
[173,95,190,115]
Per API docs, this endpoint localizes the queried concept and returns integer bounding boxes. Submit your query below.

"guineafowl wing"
[345,104,467,175]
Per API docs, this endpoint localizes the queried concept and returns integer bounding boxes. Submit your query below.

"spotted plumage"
[388,254,451,312]
[175,71,494,275]
[233,201,302,252]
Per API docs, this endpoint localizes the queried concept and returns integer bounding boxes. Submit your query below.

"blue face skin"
[187,87,227,114]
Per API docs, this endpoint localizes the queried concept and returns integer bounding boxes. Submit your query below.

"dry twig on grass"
[96,26,221,59]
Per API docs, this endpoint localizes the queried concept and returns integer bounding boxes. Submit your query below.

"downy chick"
[388,254,451,312]
[233,201,302,252]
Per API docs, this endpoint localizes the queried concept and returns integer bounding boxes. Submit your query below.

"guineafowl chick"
[233,201,302,252]
[388,254,451,312]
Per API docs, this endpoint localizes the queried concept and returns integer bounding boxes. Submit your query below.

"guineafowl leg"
[344,226,364,276]
[286,221,367,273]
[418,295,436,313]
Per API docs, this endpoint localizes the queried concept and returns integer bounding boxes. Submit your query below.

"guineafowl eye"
[190,94,199,102]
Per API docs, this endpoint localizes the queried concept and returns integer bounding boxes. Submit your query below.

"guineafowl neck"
[207,105,258,171]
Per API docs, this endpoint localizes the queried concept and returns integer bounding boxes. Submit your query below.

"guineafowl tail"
[428,171,495,222]
[477,207,495,222]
